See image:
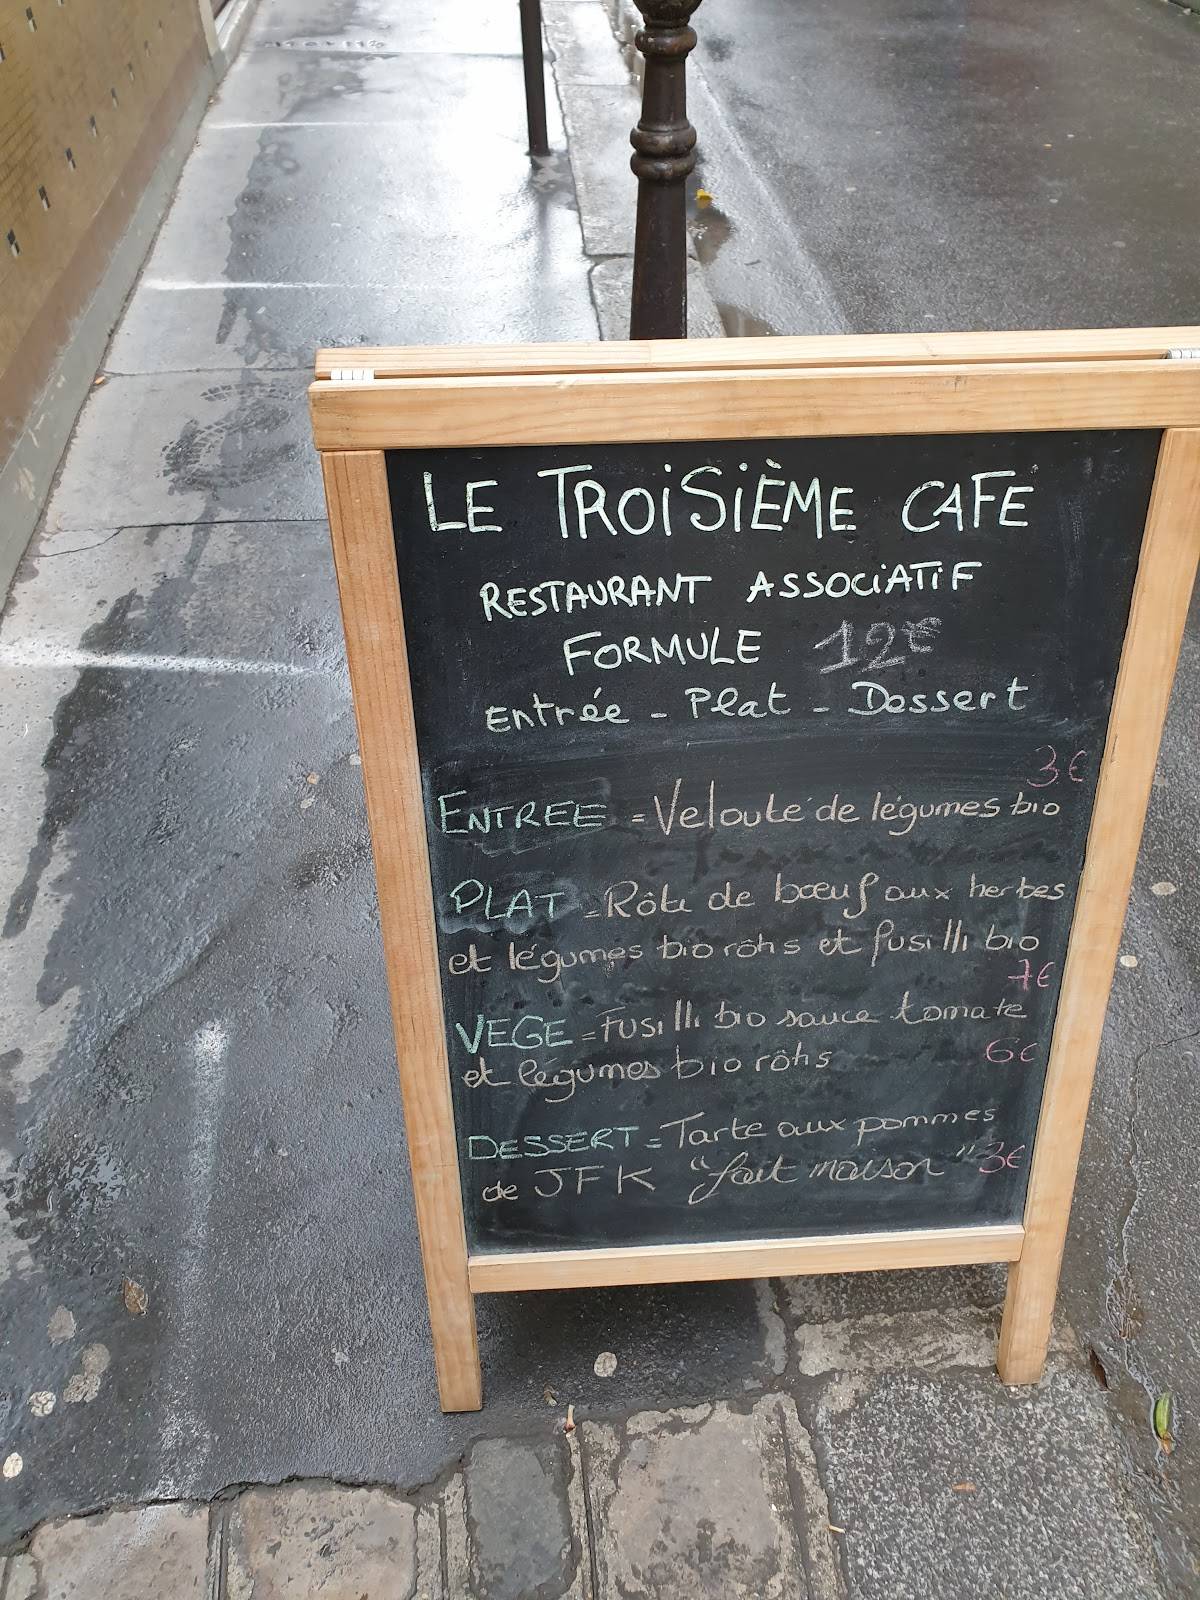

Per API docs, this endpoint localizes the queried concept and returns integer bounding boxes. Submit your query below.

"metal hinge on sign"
[329,367,375,382]
[1166,348,1200,360]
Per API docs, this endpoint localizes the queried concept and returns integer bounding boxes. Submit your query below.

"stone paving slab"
[210,43,531,125]
[140,117,586,289]
[105,274,598,374]
[226,1483,421,1600]
[6,520,342,662]
[809,1364,1167,1600]
[583,1395,841,1600]
[784,1298,1164,1600]
[11,1504,209,1600]
[557,81,638,258]
[447,1434,590,1600]
[3,1553,37,1600]
[40,373,322,535]
[544,0,631,86]
[245,0,521,57]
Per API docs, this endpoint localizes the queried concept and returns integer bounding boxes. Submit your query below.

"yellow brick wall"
[0,0,206,377]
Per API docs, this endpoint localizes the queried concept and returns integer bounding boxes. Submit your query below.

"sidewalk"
[1,1,1197,1596]
[0,1351,1165,1599]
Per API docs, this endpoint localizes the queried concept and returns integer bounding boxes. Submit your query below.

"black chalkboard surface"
[385,430,1160,1254]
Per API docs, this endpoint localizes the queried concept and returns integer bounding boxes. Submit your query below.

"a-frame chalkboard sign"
[310,329,1200,1412]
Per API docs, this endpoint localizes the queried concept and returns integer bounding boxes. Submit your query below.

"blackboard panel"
[385,431,1159,1253]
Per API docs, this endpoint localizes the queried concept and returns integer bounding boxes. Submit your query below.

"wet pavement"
[0,0,625,1539]
[687,0,1200,337]
[2,0,1200,1593]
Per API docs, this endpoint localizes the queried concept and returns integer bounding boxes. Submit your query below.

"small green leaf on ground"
[1154,1392,1174,1451]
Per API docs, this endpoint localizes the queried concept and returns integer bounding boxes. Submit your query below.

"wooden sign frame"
[310,328,1200,1412]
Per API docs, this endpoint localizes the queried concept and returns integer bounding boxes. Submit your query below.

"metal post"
[629,0,702,339]
[519,0,551,158]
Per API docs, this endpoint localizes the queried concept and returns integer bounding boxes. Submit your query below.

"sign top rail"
[313,327,1200,386]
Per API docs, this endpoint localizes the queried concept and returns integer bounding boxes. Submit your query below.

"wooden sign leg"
[420,1223,482,1414]
[998,428,1200,1384]
[321,448,483,1413]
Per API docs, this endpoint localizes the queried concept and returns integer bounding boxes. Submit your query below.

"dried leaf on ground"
[122,1277,149,1316]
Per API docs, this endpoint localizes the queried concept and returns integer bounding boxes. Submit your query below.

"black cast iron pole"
[629,0,702,339]
[519,0,551,158]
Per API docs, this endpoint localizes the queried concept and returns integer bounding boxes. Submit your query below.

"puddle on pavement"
[688,191,780,338]
[689,198,732,265]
